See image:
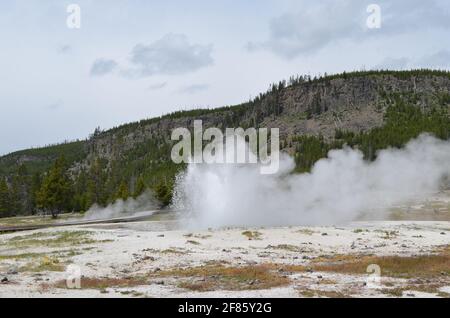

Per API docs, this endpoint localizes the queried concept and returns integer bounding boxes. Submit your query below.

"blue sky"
[1,0,450,155]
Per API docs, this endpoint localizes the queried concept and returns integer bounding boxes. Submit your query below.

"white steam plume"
[172,134,450,228]
[83,191,159,221]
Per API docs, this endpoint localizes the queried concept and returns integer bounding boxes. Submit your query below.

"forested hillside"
[1,70,449,217]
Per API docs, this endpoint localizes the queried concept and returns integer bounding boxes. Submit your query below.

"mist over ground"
[172,134,450,229]
[83,191,159,220]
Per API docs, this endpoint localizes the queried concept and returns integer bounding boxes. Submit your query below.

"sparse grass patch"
[266,247,450,280]
[299,288,350,298]
[178,280,216,292]
[278,264,308,272]
[437,291,450,298]
[1,231,112,249]
[381,283,447,297]
[54,276,148,290]
[203,260,231,266]
[295,229,316,236]
[143,248,187,255]
[0,213,84,228]
[311,251,450,279]
[318,279,338,285]
[242,231,262,240]
[154,264,289,291]
[266,244,301,252]
[8,232,52,241]
[56,249,84,257]
[183,233,211,239]
[161,248,188,255]
[378,230,399,240]
[436,245,450,254]
[0,249,83,271]
[119,290,145,297]
[19,256,65,272]
[299,289,316,298]
[381,287,404,297]
[0,252,46,261]
[310,253,368,264]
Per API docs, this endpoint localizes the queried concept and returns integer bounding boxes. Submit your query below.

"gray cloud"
[178,84,209,94]
[124,34,213,77]
[371,50,450,71]
[418,50,450,69]
[90,58,118,77]
[58,45,71,54]
[46,99,63,110]
[247,1,363,59]
[248,0,450,59]
[148,82,168,91]
[373,57,410,70]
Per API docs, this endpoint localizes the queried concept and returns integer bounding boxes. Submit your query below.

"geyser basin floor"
[0,221,449,298]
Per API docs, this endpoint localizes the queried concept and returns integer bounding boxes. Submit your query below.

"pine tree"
[154,181,172,207]
[86,158,107,206]
[115,181,129,201]
[30,173,42,215]
[0,178,11,218]
[9,176,22,216]
[133,175,146,198]
[72,171,89,212]
[16,164,33,215]
[37,156,73,218]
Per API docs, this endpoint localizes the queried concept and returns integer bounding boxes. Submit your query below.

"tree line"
[294,92,450,172]
[0,155,174,218]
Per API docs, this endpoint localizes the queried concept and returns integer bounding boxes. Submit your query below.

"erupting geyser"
[172,134,450,229]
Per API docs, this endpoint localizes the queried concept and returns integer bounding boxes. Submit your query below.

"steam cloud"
[172,134,450,229]
[83,191,159,221]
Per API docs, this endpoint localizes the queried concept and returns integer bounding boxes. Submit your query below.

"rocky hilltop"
[85,71,450,160]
